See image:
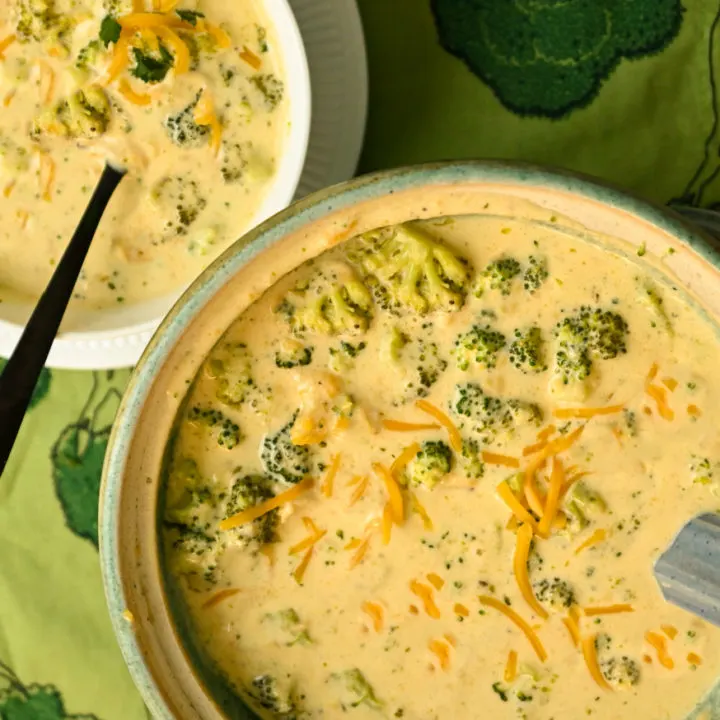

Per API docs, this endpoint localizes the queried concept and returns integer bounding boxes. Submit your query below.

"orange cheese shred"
[478,595,547,662]
[514,522,549,619]
[687,652,703,666]
[662,377,678,391]
[381,502,393,545]
[201,588,240,609]
[553,405,624,419]
[220,476,312,530]
[537,457,564,538]
[523,467,546,517]
[661,624,678,640]
[0,34,16,59]
[118,78,152,105]
[39,153,55,202]
[390,442,421,477]
[428,639,451,671]
[372,462,404,525]
[103,35,131,86]
[321,453,341,498]
[504,650,518,682]
[348,476,369,506]
[497,480,537,531]
[582,634,613,690]
[427,573,445,591]
[288,517,326,555]
[239,45,262,70]
[3,181,15,198]
[522,440,547,457]
[563,614,581,648]
[482,451,520,468]
[574,528,607,555]
[382,419,440,432]
[119,12,183,29]
[293,546,313,584]
[415,399,462,451]
[544,424,585,456]
[155,26,190,74]
[687,404,702,418]
[204,22,232,49]
[584,604,634,617]
[37,60,55,104]
[411,492,433,530]
[537,424,556,442]
[361,601,384,632]
[194,89,222,154]
[646,631,674,669]
[647,363,660,383]
[349,537,370,569]
[410,580,441,619]
[454,603,469,617]
[646,383,674,421]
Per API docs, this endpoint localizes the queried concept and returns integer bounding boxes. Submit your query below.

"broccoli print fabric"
[3,1,720,718]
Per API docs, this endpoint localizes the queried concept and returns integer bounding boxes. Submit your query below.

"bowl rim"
[0,0,312,370]
[100,159,720,719]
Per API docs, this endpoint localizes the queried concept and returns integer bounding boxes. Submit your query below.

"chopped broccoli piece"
[505,398,544,427]
[601,657,640,688]
[263,608,311,646]
[206,343,259,408]
[261,414,311,483]
[131,45,174,84]
[13,0,66,44]
[219,139,251,183]
[638,278,673,334]
[103,0,133,13]
[250,73,285,110]
[475,256,522,297]
[690,455,716,486]
[533,577,577,610]
[275,341,313,369]
[347,223,471,315]
[164,94,210,147]
[150,175,207,239]
[31,86,111,140]
[453,324,506,371]
[75,39,102,70]
[279,264,373,336]
[0,132,29,174]
[623,409,637,437]
[187,405,242,449]
[328,340,366,373]
[406,440,452,489]
[249,675,297,718]
[564,481,607,533]
[509,326,547,373]
[523,255,549,293]
[334,669,383,710]
[552,306,629,390]
[225,474,278,544]
[460,437,484,479]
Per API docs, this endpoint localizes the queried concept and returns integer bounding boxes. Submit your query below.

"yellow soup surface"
[0,0,287,309]
[164,215,720,720]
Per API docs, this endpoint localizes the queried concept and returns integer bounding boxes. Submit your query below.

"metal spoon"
[0,162,125,477]
[654,513,720,627]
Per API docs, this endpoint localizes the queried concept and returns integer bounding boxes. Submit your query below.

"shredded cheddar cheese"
[349,537,370,569]
[415,399,462,451]
[482,451,520,468]
[348,476,369,506]
[381,502,393,545]
[427,573,445,591]
[293,546,314,584]
[523,467,546,517]
[584,604,634,617]
[537,424,556,442]
[553,405,624,419]
[372,462,404,525]
[411,492,433,530]
[156,26,190,74]
[37,60,55,105]
[382,419,440,432]
[361,601,384,632]
[687,404,702,417]
[574,528,607,555]
[514,522,549,618]
[390,442,421,477]
[661,624,678,640]
[646,383,674,421]
[582,634,612,690]
[522,440,547,457]
[687,652,702,666]
[410,580,441,619]
[428,639,451,671]
[38,153,55,202]
[204,22,232,49]
[321,453,341,498]
[537,457,564,538]
[102,35,131,86]
[220,477,312,530]
[454,603,469,617]
[497,480,538,531]
[201,588,241,609]
[0,34,16,59]
[504,650,518,682]
[478,596,547,662]
[239,45,262,69]
[118,77,152,105]
[563,614,581,647]
[646,631,674,669]
[194,88,223,155]
[3,181,15,199]
[662,377,678,391]
[288,517,326,555]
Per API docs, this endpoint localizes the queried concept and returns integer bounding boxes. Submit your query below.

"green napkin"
[3,1,720,717]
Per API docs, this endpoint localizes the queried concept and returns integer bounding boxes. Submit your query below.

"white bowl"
[0,0,311,370]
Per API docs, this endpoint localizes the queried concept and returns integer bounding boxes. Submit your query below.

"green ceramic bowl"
[99,161,720,720]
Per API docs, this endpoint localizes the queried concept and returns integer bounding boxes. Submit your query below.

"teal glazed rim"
[99,160,720,720]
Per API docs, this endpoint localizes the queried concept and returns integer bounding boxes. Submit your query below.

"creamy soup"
[164,215,720,720]
[0,0,287,308]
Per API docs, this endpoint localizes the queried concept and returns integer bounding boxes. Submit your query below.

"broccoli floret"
[275,340,313,369]
[406,440,452,489]
[263,608,311,646]
[0,132,30,174]
[150,175,207,239]
[207,343,259,408]
[219,139,251,183]
[460,437,484,479]
[623,408,638,437]
[75,39,102,70]
[690,455,716,486]
[601,657,641,688]
[334,669,382,710]
[31,86,111,140]
[552,306,629,390]
[523,255,549,293]
[225,474,278,544]
[509,326,547,373]
[250,73,285,110]
[187,405,242,449]
[328,341,366,373]
[453,324,506,371]
[249,675,297,719]
[13,0,70,45]
[279,264,373,336]
[533,577,577,610]
[475,256,522,297]
[564,481,607,533]
[164,94,210,147]
[103,0,134,13]
[451,383,542,439]
[261,414,311,483]
[347,223,471,315]
[638,278,673,334]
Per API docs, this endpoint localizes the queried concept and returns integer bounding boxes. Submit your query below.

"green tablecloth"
[3,1,720,717]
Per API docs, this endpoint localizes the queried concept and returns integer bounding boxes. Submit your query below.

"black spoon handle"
[0,163,125,477]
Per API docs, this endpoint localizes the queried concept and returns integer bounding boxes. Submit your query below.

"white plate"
[0,0,367,370]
